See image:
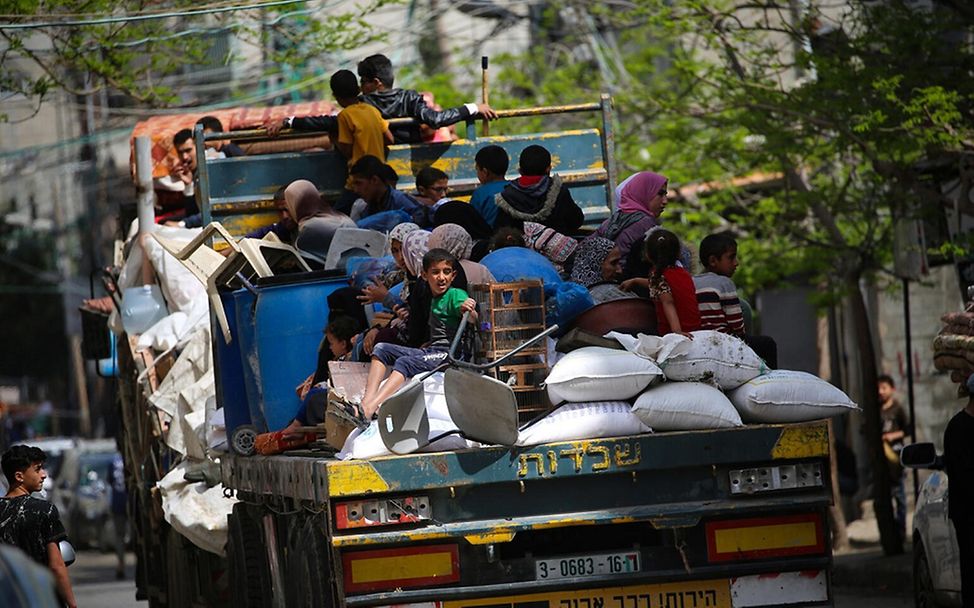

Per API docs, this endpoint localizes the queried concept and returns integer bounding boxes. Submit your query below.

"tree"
[0,0,392,121]
[468,0,972,554]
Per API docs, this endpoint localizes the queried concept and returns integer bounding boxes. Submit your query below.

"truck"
[111,96,839,608]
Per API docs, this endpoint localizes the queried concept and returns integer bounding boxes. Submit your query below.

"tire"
[228,504,273,608]
[283,514,333,608]
[165,527,193,607]
[914,538,944,608]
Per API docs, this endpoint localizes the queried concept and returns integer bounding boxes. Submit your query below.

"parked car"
[53,439,120,550]
[902,442,962,607]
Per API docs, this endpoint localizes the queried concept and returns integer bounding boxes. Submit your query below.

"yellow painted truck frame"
[221,421,835,608]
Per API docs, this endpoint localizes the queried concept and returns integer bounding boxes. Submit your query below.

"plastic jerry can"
[120,285,169,334]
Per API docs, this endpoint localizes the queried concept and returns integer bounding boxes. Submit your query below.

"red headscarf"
[615,171,668,215]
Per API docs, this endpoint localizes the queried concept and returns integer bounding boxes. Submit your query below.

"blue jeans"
[891,473,907,541]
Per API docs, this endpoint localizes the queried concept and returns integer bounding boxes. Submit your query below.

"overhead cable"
[0,0,307,30]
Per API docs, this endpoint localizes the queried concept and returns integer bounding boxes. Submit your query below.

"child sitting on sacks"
[359,248,478,419]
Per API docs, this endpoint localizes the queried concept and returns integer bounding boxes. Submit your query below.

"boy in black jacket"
[266,55,496,143]
[493,145,584,236]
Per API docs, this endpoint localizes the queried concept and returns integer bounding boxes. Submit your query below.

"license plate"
[445,578,732,608]
[535,551,641,580]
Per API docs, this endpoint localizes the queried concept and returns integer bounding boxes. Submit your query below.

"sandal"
[329,394,370,429]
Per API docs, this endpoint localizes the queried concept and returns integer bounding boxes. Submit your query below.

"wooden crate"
[470,281,549,421]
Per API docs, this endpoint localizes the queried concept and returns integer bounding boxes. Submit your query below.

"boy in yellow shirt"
[332,69,394,213]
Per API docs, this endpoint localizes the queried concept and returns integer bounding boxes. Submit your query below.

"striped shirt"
[693,272,745,337]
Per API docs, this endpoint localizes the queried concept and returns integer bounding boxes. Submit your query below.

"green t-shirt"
[429,287,469,348]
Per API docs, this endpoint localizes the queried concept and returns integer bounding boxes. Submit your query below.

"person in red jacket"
[622,229,700,337]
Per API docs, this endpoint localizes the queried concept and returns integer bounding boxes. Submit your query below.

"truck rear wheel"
[283,513,333,608]
[228,503,274,608]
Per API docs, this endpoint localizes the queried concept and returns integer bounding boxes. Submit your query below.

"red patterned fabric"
[129,101,338,179]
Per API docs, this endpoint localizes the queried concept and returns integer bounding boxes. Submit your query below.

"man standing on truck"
[0,446,77,608]
[265,54,497,143]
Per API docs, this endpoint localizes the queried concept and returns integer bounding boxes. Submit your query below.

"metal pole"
[135,136,155,236]
[599,93,618,211]
[193,125,211,227]
[903,277,918,500]
[481,56,490,137]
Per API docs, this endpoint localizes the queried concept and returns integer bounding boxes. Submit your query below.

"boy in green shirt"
[360,249,477,419]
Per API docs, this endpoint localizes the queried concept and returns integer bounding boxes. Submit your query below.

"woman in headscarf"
[358,222,420,308]
[569,236,637,304]
[285,179,355,261]
[433,201,494,260]
[522,221,578,275]
[591,171,668,269]
[428,224,495,286]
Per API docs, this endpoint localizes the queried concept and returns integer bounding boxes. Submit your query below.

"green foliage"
[454,1,974,301]
[0,0,392,119]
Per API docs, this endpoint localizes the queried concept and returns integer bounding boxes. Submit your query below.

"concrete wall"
[876,265,964,449]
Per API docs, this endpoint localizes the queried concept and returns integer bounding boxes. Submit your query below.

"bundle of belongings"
[933,304,974,394]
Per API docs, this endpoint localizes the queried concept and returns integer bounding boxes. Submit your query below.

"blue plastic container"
[232,270,348,432]
[212,292,251,437]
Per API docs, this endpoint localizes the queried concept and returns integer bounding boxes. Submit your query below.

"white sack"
[516,401,651,447]
[337,418,469,460]
[728,369,859,423]
[614,331,765,390]
[141,227,208,313]
[545,347,663,403]
[423,372,453,422]
[632,382,743,431]
[158,460,237,556]
[605,331,691,362]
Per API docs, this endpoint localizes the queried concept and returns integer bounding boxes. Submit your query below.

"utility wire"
[0,0,307,30]
[14,5,323,52]
[0,0,265,19]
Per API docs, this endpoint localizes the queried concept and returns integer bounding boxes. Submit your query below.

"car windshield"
[77,453,115,488]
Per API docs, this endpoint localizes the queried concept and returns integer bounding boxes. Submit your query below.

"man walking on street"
[0,445,77,608]
[879,374,909,542]
[944,375,974,608]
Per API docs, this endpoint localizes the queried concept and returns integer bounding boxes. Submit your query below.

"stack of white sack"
[536,347,659,443]
[606,331,858,430]
[337,373,470,459]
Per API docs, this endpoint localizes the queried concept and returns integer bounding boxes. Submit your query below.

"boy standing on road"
[0,445,77,608]
[878,374,910,542]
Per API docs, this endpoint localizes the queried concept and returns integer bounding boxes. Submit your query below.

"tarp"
[158,460,237,556]
[129,100,338,180]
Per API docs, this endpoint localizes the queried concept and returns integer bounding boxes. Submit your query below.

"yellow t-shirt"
[338,102,389,187]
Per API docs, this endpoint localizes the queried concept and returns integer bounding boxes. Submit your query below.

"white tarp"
[148,326,215,458]
[157,460,237,556]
